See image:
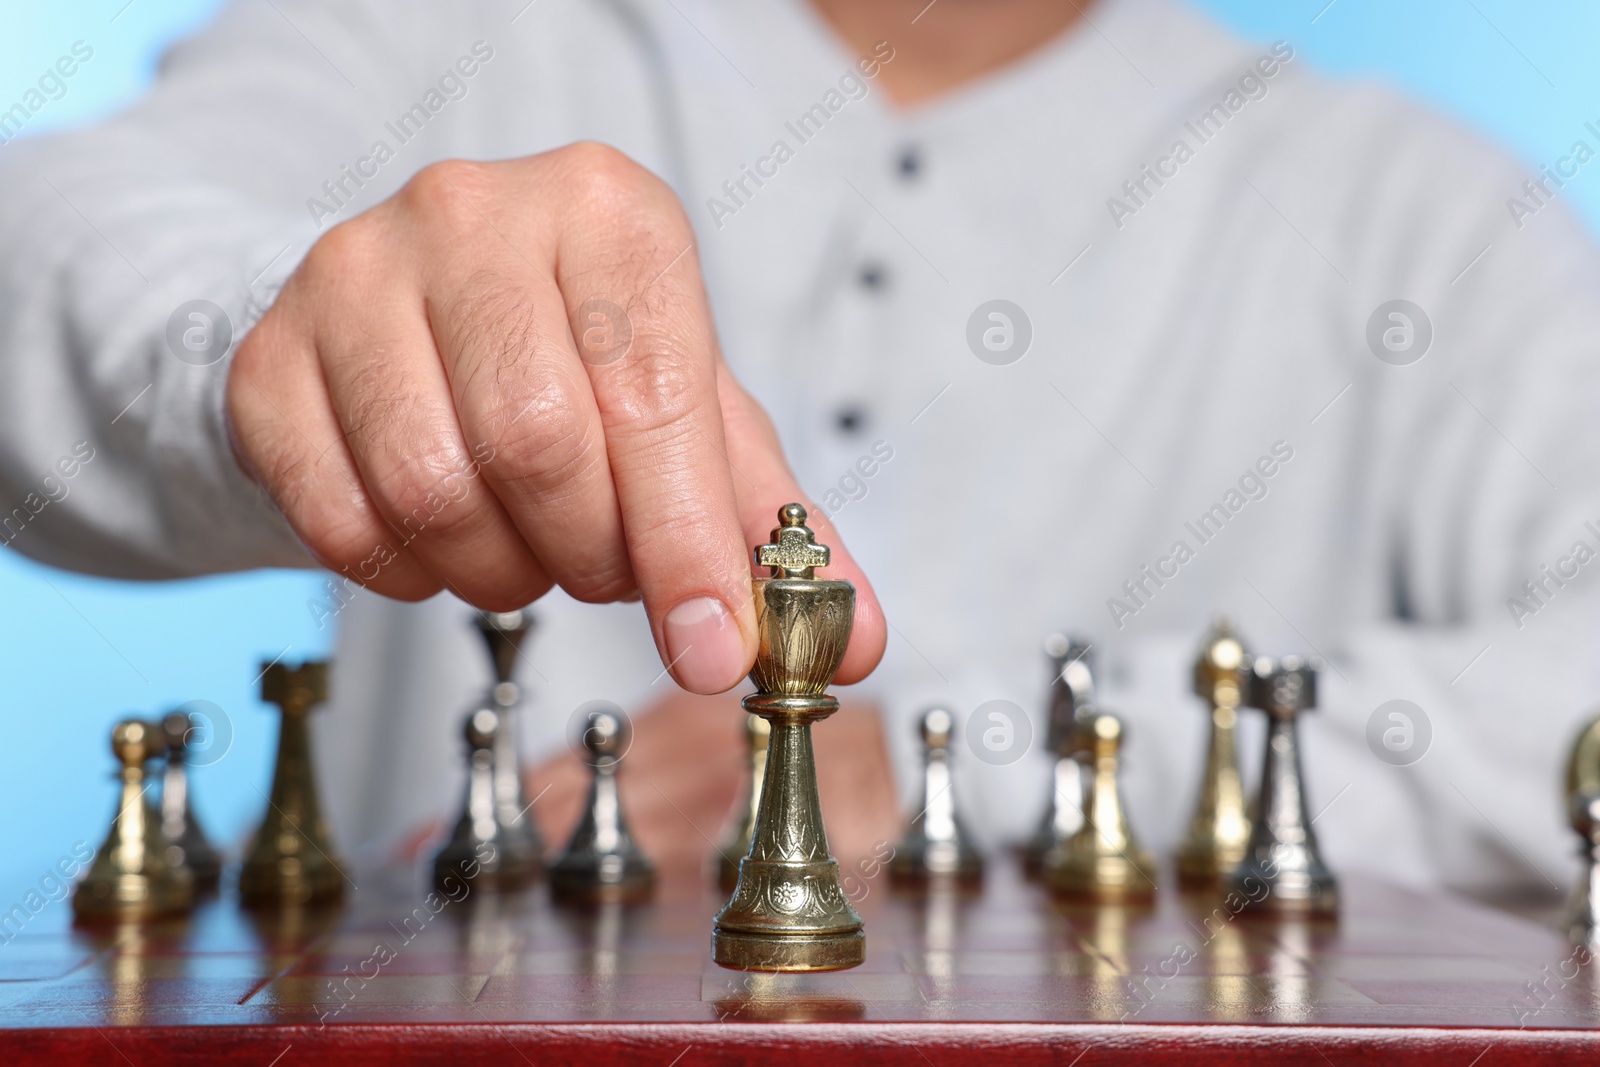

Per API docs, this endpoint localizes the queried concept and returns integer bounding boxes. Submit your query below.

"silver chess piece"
[550,706,655,904]
[433,708,536,891]
[159,710,223,891]
[1024,634,1094,875]
[474,610,544,883]
[890,708,984,885]
[1564,714,1600,946]
[715,713,771,892]
[1229,656,1338,914]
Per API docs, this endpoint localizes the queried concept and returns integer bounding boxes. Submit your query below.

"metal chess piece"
[239,661,348,908]
[1564,713,1600,946]
[158,711,223,891]
[73,719,194,920]
[1045,711,1157,902]
[1229,656,1338,914]
[474,609,545,882]
[716,713,771,892]
[1177,619,1253,888]
[1024,634,1094,875]
[890,708,984,885]
[550,706,656,904]
[713,503,864,972]
[433,708,537,891]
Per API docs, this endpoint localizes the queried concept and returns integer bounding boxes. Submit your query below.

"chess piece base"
[549,856,655,906]
[712,927,865,972]
[71,872,193,921]
[1230,859,1339,916]
[238,863,345,909]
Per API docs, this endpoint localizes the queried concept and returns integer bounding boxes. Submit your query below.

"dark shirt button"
[857,262,887,291]
[833,404,867,435]
[897,146,922,180]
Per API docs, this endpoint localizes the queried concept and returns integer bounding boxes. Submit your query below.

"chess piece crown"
[713,503,863,972]
[73,719,194,920]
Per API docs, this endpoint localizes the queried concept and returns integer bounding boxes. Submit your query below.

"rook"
[1229,656,1338,914]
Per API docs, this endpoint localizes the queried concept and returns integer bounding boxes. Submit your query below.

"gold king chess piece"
[1023,635,1094,875]
[1177,619,1253,888]
[713,503,863,972]
[716,713,771,892]
[1229,656,1339,914]
[890,708,984,885]
[239,661,348,908]
[1564,712,1600,945]
[1045,712,1157,903]
[74,719,194,920]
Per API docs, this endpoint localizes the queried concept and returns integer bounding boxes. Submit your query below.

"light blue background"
[0,0,1595,906]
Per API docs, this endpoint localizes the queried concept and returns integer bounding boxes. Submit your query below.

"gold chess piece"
[73,719,194,920]
[890,707,984,885]
[239,661,348,908]
[159,711,223,891]
[713,503,863,972]
[1177,619,1253,887]
[1564,713,1600,945]
[474,609,545,882]
[1229,656,1338,914]
[716,713,771,892]
[1023,634,1093,875]
[1044,712,1157,902]
[550,705,656,904]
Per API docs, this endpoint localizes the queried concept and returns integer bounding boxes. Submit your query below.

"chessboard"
[2,859,1597,1065]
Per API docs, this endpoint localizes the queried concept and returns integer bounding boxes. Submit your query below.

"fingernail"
[664,597,746,693]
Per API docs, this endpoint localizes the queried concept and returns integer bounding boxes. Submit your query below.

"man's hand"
[227,143,885,693]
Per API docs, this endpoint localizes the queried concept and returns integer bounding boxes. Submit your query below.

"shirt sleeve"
[0,0,473,577]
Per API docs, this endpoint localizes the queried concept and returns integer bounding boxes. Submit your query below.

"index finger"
[551,149,756,694]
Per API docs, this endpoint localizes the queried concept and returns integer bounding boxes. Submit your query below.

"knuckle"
[489,378,601,490]
[400,158,495,230]
[598,336,706,430]
[554,141,656,204]
[301,213,383,288]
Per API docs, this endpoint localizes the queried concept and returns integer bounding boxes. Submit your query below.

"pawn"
[1044,712,1157,903]
[159,711,223,891]
[715,713,770,892]
[433,709,541,891]
[1024,634,1095,875]
[1176,619,1252,888]
[550,707,655,904]
[239,661,347,909]
[1228,656,1338,914]
[890,708,983,885]
[1564,713,1600,945]
[74,719,194,920]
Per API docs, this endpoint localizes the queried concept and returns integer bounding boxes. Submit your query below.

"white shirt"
[2,0,1598,894]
